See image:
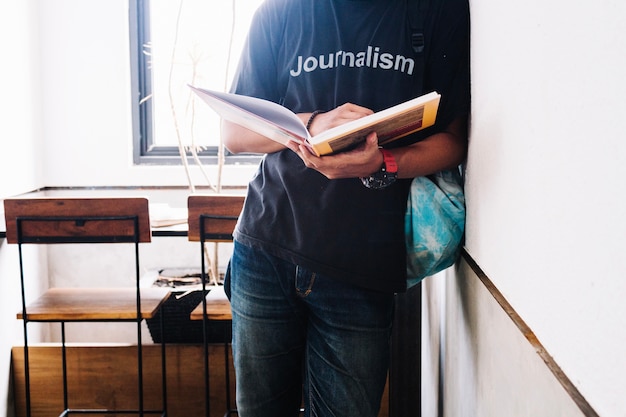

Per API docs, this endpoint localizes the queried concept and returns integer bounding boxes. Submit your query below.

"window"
[130,0,264,165]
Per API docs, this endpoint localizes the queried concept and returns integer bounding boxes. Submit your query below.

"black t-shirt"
[231,0,470,293]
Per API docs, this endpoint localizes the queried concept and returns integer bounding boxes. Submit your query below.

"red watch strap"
[380,149,398,174]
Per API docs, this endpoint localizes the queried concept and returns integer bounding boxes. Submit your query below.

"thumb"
[366,131,379,146]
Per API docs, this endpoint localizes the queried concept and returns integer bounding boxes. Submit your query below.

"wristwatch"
[360,149,398,189]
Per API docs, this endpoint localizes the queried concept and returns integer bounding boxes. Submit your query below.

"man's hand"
[285,103,383,179]
[286,132,383,180]
[306,103,374,136]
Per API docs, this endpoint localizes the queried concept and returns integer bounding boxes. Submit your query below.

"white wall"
[3,0,626,416]
[448,0,626,415]
[0,0,42,197]
[442,261,586,417]
[1,1,44,416]
[37,0,255,189]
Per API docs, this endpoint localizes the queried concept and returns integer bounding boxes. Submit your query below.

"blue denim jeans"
[225,241,395,417]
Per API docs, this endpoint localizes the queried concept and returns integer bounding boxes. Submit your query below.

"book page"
[189,86,310,145]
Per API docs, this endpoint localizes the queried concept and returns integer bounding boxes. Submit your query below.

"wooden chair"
[3,197,171,417]
[187,194,244,417]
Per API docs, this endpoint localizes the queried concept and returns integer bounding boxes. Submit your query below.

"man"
[222,0,470,415]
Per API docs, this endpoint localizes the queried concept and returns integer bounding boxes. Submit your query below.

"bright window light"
[131,0,264,164]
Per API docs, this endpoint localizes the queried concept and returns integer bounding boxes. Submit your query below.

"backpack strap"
[407,0,430,93]
[408,0,429,53]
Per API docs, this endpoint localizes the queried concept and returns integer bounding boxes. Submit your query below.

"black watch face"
[361,171,397,189]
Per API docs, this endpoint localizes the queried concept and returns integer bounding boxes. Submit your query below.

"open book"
[189,85,441,156]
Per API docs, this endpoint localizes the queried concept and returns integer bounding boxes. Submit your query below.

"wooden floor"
[11,344,389,417]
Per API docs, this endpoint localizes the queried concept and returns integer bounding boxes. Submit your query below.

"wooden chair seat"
[17,287,170,321]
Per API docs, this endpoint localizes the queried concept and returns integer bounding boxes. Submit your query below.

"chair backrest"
[3,197,152,244]
[187,194,245,242]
